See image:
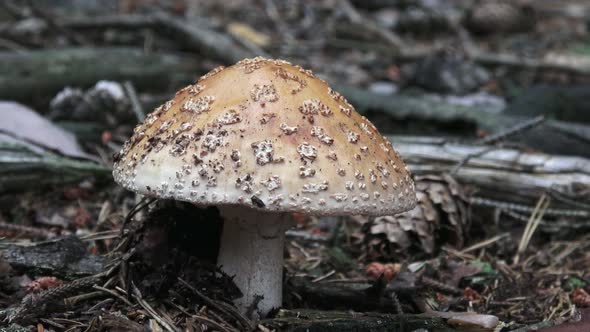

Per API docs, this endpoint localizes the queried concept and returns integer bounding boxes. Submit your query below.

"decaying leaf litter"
[1,0,590,331]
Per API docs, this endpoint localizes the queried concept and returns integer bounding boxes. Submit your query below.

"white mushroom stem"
[217,206,290,318]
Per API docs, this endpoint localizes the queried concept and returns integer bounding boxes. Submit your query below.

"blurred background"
[2,0,590,330]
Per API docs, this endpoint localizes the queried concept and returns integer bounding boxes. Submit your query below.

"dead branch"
[6,275,102,323]
[0,142,111,193]
[0,47,200,105]
[262,308,462,332]
[150,11,255,64]
[61,13,255,64]
[0,236,107,278]
[389,135,590,205]
[337,84,590,151]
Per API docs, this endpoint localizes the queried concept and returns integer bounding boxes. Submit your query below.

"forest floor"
[2,0,590,331]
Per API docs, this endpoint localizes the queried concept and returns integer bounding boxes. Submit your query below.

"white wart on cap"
[113,57,416,215]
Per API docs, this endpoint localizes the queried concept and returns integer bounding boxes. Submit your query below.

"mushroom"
[113,57,417,317]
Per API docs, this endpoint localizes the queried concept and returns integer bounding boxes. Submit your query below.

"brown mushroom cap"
[113,57,416,215]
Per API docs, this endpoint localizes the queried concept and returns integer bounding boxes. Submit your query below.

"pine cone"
[363,174,468,258]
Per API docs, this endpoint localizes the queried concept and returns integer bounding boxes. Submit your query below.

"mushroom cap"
[113,58,416,216]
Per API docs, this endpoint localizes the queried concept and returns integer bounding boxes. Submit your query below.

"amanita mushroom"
[113,57,416,317]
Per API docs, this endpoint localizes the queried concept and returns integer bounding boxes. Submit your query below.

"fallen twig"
[177,277,254,331]
[470,197,588,218]
[0,218,55,239]
[419,276,462,296]
[475,116,546,145]
[338,0,404,52]
[131,283,179,332]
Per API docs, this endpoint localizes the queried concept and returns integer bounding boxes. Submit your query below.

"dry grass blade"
[312,270,335,283]
[459,233,510,255]
[514,194,551,264]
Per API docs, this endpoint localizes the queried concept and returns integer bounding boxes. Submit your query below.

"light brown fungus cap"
[113,58,416,215]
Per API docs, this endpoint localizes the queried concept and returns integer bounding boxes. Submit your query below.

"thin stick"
[450,145,497,175]
[476,116,545,145]
[123,81,145,122]
[451,116,546,174]
[177,277,253,331]
[120,197,156,236]
[92,285,132,306]
[470,197,588,218]
[64,291,104,306]
[338,0,404,51]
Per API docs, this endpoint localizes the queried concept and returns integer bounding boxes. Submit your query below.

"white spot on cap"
[251,84,279,103]
[280,123,298,135]
[217,109,241,125]
[311,126,334,145]
[251,140,274,165]
[276,68,307,94]
[202,133,224,152]
[238,57,267,73]
[199,66,225,81]
[369,169,377,183]
[331,193,348,202]
[326,151,338,161]
[236,173,254,193]
[299,166,316,178]
[181,96,215,114]
[345,181,354,191]
[360,122,374,138]
[261,175,281,192]
[347,131,360,143]
[377,164,390,177]
[260,112,277,124]
[355,170,365,180]
[297,142,317,163]
[339,105,351,117]
[207,175,217,187]
[299,99,331,122]
[302,181,329,193]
